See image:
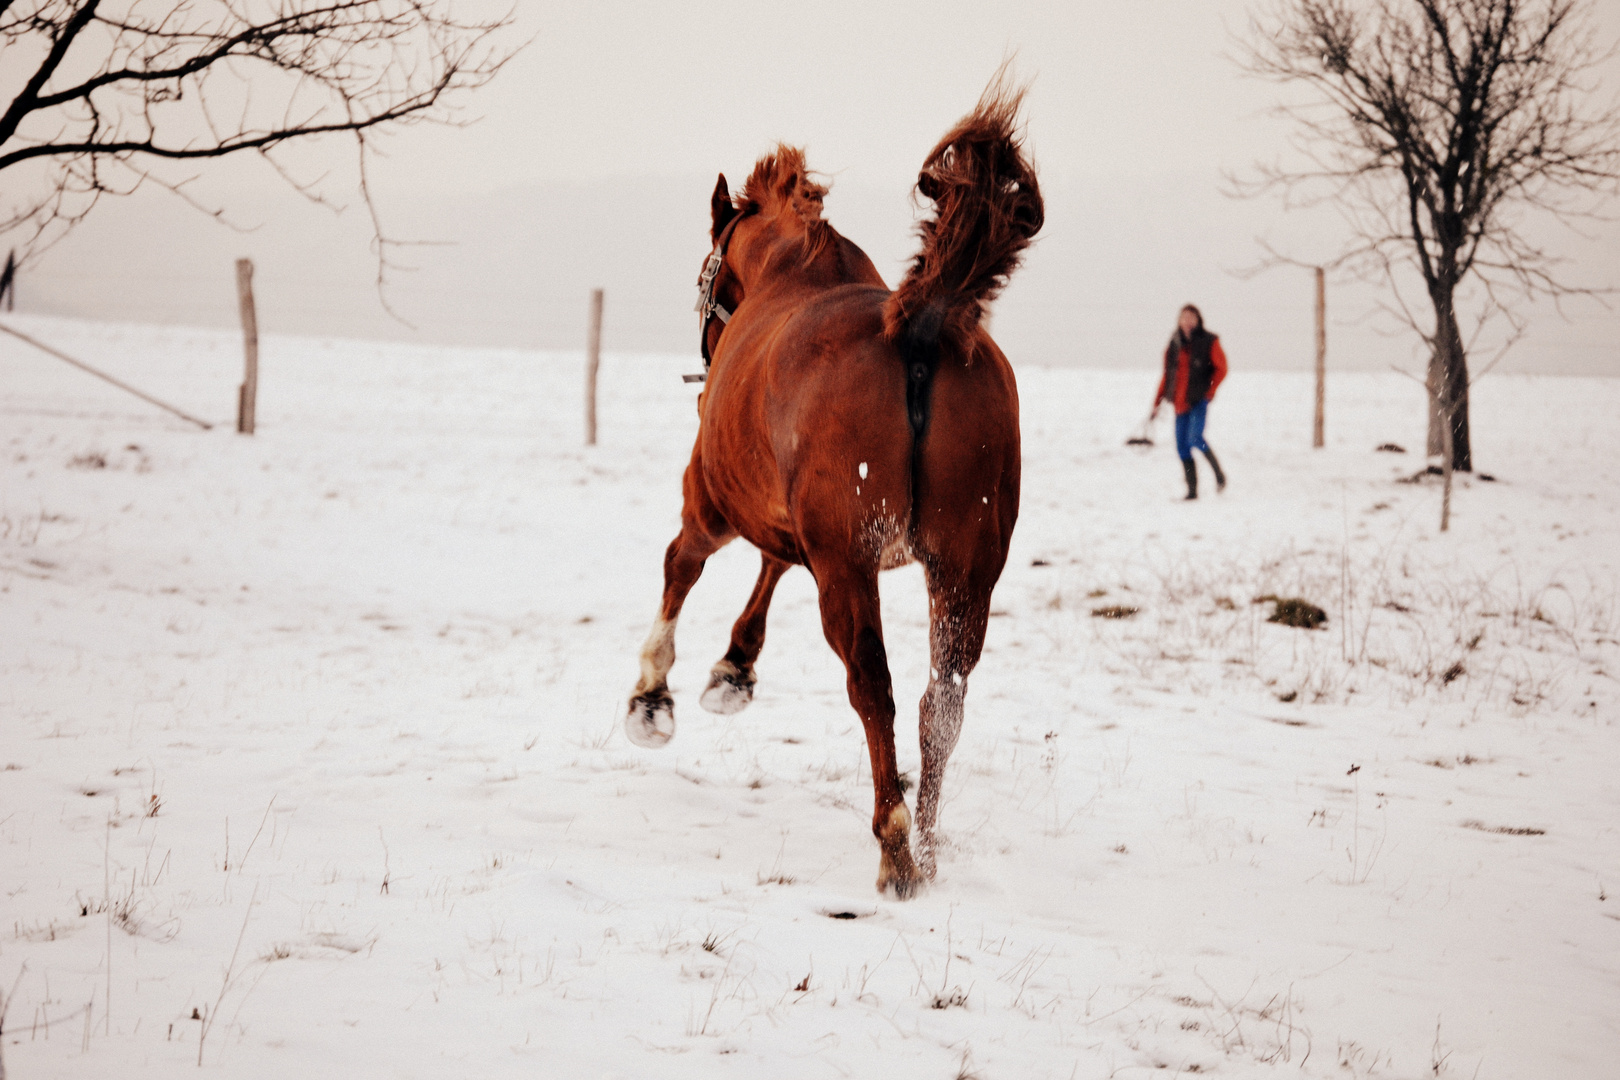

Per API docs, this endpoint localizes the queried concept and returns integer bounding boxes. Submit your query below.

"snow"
[2,314,1617,1078]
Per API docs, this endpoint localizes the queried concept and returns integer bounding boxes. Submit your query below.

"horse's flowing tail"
[883,77,1044,348]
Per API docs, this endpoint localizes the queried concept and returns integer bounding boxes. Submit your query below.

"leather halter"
[692,212,746,379]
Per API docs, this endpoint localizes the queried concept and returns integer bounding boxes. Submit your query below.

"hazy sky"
[387,0,1278,190]
[23,0,1620,375]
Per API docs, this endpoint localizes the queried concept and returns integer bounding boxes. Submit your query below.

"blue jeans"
[1174,400,1210,462]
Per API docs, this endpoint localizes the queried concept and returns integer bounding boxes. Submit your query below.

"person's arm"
[1207,338,1228,400]
[1151,363,1168,416]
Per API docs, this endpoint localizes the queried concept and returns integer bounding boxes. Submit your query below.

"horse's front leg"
[700,552,792,715]
[626,464,733,747]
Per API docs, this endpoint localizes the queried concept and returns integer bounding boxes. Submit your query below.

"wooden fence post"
[235,258,259,435]
[1313,266,1325,449]
[585,288,603,446]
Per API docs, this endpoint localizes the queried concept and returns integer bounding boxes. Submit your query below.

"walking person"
[1151,304,1228,499]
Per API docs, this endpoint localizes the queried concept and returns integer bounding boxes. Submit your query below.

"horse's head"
[726,144,827,243]
[697,148,836,363]
[707,150,830,266]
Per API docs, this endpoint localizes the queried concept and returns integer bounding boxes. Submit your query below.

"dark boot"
[1182,458,1198,500]
[1202,447,1226,492]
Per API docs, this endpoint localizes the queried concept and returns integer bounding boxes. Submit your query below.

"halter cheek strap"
[692,213,746,379]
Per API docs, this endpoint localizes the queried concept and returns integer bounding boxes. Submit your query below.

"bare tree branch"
[0,0,518,302]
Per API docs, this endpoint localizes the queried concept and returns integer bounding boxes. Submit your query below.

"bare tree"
[1234,0,1620,476]
[0,1,514,293]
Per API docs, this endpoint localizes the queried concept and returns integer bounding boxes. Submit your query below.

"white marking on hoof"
[700,667,755,715]
[699,681,751,715]
[625,693,675,748]
[636,616,677,692]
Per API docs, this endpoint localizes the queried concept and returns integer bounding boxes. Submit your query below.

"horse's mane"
[737,145,831,257]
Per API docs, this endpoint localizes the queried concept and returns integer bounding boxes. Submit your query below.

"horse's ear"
[711,174,737,241]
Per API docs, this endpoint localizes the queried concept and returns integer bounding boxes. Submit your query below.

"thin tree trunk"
[1440,394,1454,532]
[1426,347,1444,458]
[1445,341,1471,473]
[1435,289,1456,530]
[1430,284,1472,473]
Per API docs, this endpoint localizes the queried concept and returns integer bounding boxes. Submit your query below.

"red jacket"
[1154,335,1227,414]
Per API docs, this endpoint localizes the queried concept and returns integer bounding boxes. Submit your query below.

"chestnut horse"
[626,84,1043,898]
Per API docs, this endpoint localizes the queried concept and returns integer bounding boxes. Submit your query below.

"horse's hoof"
[877,865,926,900]
[876,842,924,899]
[625,692,676,748]
[699,665,756,715]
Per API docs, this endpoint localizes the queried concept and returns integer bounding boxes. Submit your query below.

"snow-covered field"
[2,314,1616,1079]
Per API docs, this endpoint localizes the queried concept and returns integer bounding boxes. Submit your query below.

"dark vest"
[1163,329,1218,405]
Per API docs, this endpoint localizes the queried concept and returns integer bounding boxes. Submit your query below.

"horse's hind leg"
[915,568,994,880]
[701,553,792,715]
[626,464,734,748]
[810,557,923,898]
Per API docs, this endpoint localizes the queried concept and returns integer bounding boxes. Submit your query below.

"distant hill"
[14,172,1617,375]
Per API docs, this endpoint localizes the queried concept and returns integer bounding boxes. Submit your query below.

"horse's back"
[765,284,904,430]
